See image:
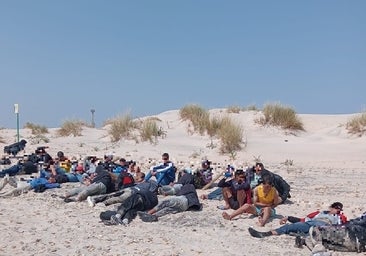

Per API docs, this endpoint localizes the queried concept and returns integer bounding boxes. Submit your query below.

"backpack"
[117,172,135,190]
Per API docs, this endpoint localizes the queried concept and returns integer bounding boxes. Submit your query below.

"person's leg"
[0,184,32,197]
[258,206,275,227]
[222,203,256,220]
[76,182,107,201]
[104,188,134,206]
[236,189,246,208]
[144,171,153,181]
[0,175,9,190]
[152,196,188,218]
[65,186,84,198]
[207,187,223,200]
[0,165,22,177]
[156,172,169,186]
[221,187,232,210]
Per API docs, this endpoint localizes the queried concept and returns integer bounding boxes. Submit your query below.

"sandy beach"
[1,109,365,256]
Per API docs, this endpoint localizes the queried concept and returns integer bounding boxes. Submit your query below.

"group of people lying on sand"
[0,149,365,253]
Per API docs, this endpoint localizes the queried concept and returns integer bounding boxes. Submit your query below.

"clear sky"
[0,1,365,128]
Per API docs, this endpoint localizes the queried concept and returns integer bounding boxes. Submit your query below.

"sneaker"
[87,196,95,207]
[295,235,305,248]
[138,211,158,222]
[248,227,271,238]
[110,214,124,225]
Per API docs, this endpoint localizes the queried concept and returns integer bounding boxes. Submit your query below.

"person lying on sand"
[248,201,347,238]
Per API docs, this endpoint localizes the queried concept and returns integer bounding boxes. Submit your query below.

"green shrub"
[57,120,85,137]
[24,122,49,135]
[179,104,210,135]
[346,112,366,136]
[257,103,304,131]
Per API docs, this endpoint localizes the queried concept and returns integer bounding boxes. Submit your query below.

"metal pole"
[14,104,19,142]
[17,112,19,142]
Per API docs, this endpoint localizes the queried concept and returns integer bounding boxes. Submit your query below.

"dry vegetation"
[106,114,136,142]
[346,112,366,137]
[256,103,304,131]
[57,120,86,137]
[0,136,5,144]
[24,122,49,135]
[139,118,160,144]
[179,104,245,158]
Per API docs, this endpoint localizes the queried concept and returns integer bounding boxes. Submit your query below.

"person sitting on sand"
[138,183,202,222]
[193,160,213,189]
[246,162,291,204]
[144,153,176,186]
[86,172,158,207]
[222,173,280,226]
[216,168,251,210]
[62,165,113,202]
[248,201,347,238]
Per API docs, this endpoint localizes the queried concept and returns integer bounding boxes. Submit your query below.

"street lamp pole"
[14,104,20,143]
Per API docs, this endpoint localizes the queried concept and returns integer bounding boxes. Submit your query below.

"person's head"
[254,162,264,173]
[162,153,169,162]
[329,202,343,214]
[119,158,126,165]
[201,160,211,169]
[260,173,274,190]
[135,172,145,182]
[57,151,64,158]
[234,169,246,184]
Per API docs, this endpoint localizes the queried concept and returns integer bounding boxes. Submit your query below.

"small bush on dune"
[0,136,5,144]
[227,105,241,114]
[24,122,49,135]
[218,116,244,156]
[139,118,160,144]
[257,103,304,131]
[346,112,366,137]
[179,104,210,135]
[57,120,85,137]
[107,114,136,142]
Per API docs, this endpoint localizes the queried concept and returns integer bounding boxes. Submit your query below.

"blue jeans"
[275,220,329,235]
[207,187,223,200]
[0,165,22,177]
[145,171,174,186]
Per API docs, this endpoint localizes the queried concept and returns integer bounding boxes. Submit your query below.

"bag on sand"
[307,225,365,253]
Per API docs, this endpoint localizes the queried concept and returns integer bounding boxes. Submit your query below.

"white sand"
[0,110,365,256]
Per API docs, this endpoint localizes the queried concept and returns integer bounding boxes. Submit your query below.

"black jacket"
[93,166,113,192]
[177,184,202,211]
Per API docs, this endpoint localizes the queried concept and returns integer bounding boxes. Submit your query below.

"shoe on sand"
[138,211,158,222]
[87,196,95,207]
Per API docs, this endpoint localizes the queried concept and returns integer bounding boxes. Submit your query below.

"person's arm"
[153,162,173,173]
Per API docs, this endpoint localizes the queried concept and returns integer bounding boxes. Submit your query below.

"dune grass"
[0,136,5,144]
[57,120,86,137]
[106,114,137,142]
[24,122,49,135]
[346,112,366,137]
[257,103,304,131]
[180,104,245,158]
[139,118,161,144]
[179,104,210,135]
[217,116,244,156]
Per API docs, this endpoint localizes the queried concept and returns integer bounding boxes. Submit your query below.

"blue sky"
[0,1,365,128]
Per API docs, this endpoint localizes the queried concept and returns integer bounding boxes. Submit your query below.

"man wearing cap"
[248,201,347,238]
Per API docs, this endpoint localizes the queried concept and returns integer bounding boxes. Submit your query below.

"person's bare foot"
[200,194,208,200]
[222,211,232,220]
[257,216,265,226]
